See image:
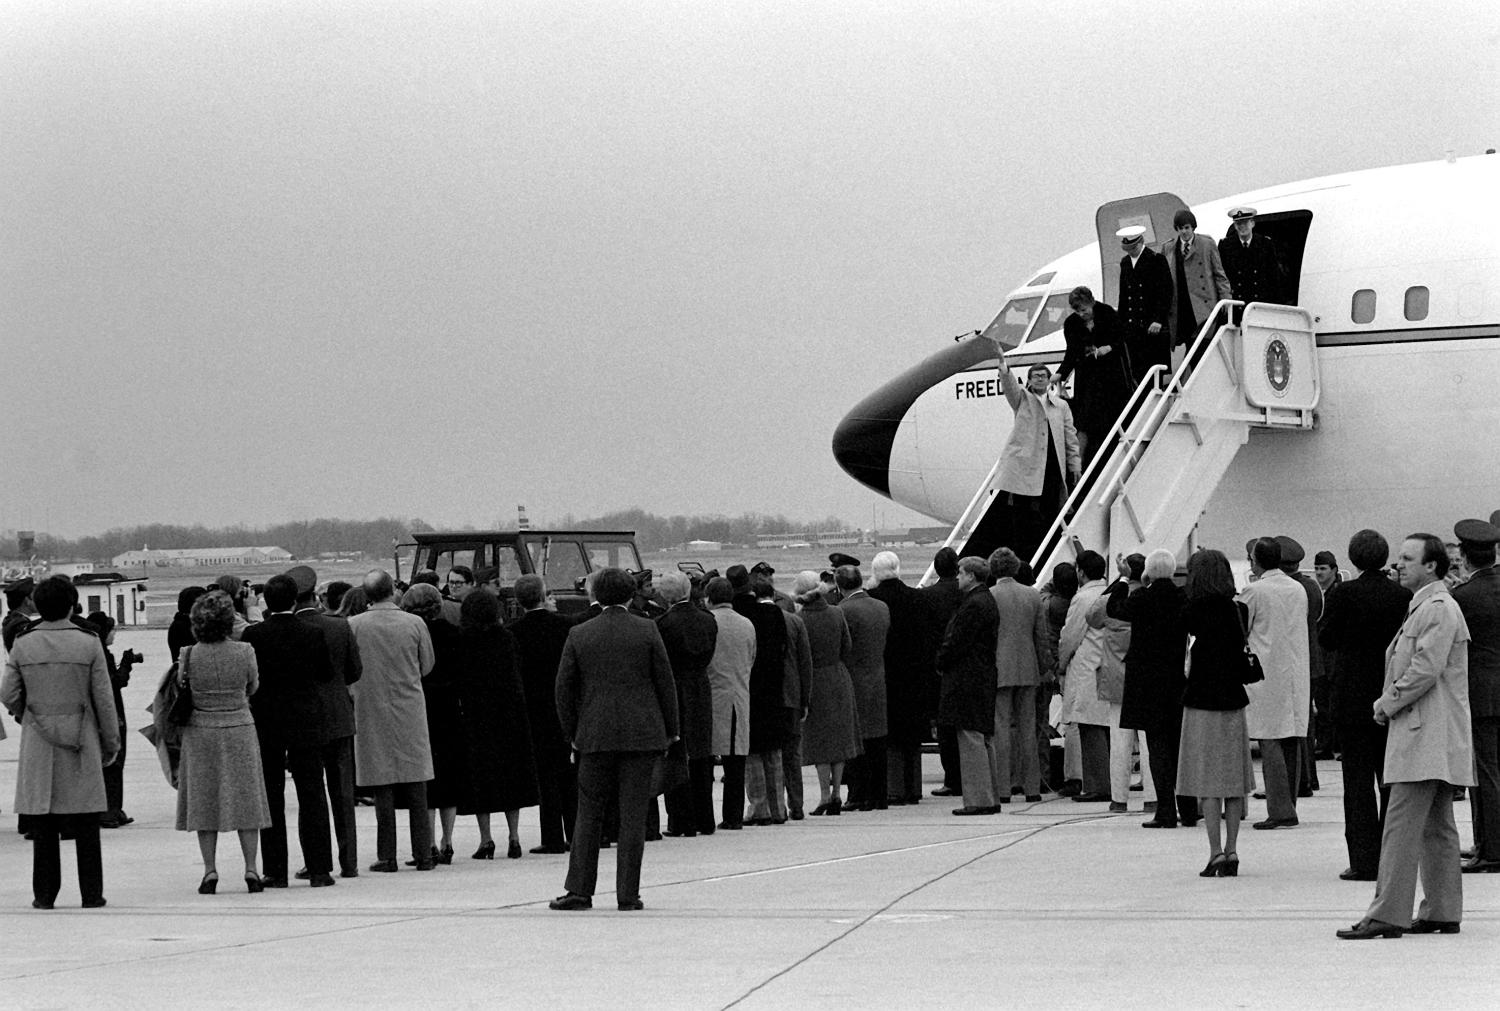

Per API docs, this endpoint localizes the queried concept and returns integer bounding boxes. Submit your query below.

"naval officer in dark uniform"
[1451,518,1500,874]
[1218,207,1286,312]
[1115,226,1173,378]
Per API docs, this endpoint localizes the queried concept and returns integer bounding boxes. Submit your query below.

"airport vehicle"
[832,152,1500,578]
[396,529,642,618]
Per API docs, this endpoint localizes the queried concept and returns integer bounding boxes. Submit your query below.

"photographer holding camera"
[86,611,141,829]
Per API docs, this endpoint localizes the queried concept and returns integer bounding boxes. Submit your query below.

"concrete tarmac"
[2,629,1496,1008]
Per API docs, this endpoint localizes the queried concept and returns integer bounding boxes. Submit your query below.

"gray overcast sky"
[3,1,1497,537]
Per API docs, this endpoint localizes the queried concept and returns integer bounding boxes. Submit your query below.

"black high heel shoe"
[472,841,496,860]
[827,798,842,816]
[507,839,522,859]
[244,873,264,894]
[198,872,218,895]
[809,802,830,816]
[1199,854,1227,878]
[1220,852,1239,877]
[437,845,454,865]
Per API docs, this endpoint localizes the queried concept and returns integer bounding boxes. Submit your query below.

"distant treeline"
[5,517,434,564]
[4,508,851,562]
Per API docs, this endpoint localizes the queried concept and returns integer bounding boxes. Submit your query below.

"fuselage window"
[1351,288,1377,324]
[1403,286,1429,322]
[1026,271,1057,287]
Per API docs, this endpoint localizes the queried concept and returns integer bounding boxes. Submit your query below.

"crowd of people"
[2,519,1495,935]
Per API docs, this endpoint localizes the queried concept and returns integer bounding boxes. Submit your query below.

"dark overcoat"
[839,591,890,739]
[555,606,678,754]
[935,584,999,734]
[1107,580,1189,732]
[509,607,575,757]
[1453,567,1500,720]
[656,600,718,759]
[1058,302,1135,435]
[454,623,539,813]
[1118,246,1174,374]
[1318,570,1411,727]
[1218,230,1284,306]
[868,577,931,747]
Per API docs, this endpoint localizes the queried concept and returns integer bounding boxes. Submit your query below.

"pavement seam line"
[717,816,1091,1010]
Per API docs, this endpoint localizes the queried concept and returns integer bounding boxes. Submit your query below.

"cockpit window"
[1031,294,1073,339]
[979,296,1041,349]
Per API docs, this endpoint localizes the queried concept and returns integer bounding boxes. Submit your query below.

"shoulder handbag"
[1234,606,1264,686]
[167,646,196,727]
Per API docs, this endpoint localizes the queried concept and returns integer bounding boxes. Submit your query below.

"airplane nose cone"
[832,336,999,498]
[832,395,901,497]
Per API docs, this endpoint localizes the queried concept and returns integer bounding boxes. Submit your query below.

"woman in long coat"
[1178,549,1256,877]
[1107,549,1193,827]
[2,575,121,909]
[792,572,861,815]
[455,589,539,860]
[401,583,466,865]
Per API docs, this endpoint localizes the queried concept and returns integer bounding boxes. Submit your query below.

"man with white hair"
[869,551,931,805]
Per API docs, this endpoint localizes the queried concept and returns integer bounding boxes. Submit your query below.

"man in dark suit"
[1319,530,1411,880]
[936,556,1001,815]
[241,574,336,887]
[922,547,965,797]
[550,568,678,912]
[1218,207,1285,309]
[289,565,362,879]
[655,571,718,836]
[1452,520,1500,873]
[1115,226,1174,377]
[868,551,930,805]
[838,565,891,811]
[510,573,579,853]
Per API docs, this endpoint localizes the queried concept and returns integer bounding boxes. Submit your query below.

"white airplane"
[832,152,1500,573]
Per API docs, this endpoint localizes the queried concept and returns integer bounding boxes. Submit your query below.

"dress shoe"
[663,829,697,838]
[473,841,496,860]
[1199,854,1226,877]
[789,809,805,820]
[1252,791,1266,800]
[1407,918,1460,934]
[1024,794,1043,803]
[413,859,436,871]
[549,892,592,911]
[930,787,958,797]
[294,867,311,881]
[81,897,107,909]
[1336,918,1403,940]
[1220,852,1239,877]
[1252,817,1299,830]
[339,869,359,879]
[717,821,743,831]
[437,845,455,865]
[1142,819,1178,829]
[261,876,288,889]
[530,844,568,854]
[31,899,54,910]
[1057,780,1083,798]
[508,839,524,859]
[1108,801,1127,813]
[407,846,439,867]
[308,873,336,888]
[368,859,398,873]
[198,872,218,895]
[1072,792,1110,803]
[825,798,842,816]
[809,802,831,816]
[114,812,133,825]
[1297,787,1314,798]
[1181,817,1200,828]
[245,874,264,894]
[618,899,645,911]
[952,806,993,816]
[746,816,775,827]
[1339,868,1377,881]
[1461,857,1500,873]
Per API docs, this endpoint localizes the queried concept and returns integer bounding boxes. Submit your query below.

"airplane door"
[1095,193,1190,306]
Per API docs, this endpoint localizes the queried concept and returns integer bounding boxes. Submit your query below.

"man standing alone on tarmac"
[1339,534,1473,939]
[986,346,1080,565]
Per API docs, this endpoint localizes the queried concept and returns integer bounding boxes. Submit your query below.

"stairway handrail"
[1027,298,1245,572]
[1027,362,1167,571]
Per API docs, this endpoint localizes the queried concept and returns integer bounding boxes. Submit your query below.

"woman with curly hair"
[175,590,272,894]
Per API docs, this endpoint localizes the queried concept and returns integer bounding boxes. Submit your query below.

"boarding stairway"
[926,300,1320,582]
